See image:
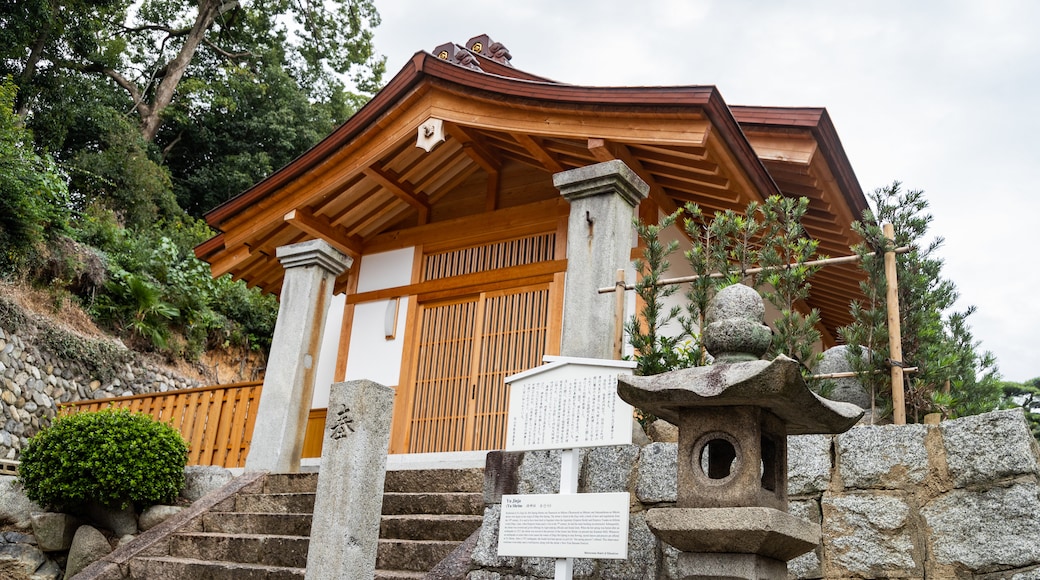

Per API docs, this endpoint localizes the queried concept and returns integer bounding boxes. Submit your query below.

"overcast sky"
[372,0,1039,382]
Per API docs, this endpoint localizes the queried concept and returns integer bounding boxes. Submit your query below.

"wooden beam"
[209,244,252,278]
[428,93,711,146]
[588,138,679,217]
[485,171,500,212]
[365,197,567,254]
[363,165,431,224]
[743,134,817,164]
[283,208,363,259]
[512,133,565,173]
[347,260,568,305]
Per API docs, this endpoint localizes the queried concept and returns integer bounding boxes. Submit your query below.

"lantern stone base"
[674,552,788,580]
[646,506,818,561]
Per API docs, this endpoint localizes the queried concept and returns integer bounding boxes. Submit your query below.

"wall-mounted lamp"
[384,298,400,340]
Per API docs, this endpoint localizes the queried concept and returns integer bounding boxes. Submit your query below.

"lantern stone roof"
[617,356,864,435]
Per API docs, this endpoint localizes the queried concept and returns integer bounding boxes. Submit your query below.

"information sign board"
[497,492,630,559]
[504,357,635,452]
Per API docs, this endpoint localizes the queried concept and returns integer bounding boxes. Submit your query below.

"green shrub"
[19,408,189,510]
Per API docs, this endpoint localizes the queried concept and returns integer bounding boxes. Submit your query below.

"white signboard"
[504,357,635,452]
[497,492,630,559]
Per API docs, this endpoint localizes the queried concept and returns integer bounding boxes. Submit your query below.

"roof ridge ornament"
[431,42,483,71]
[465,34,512,66]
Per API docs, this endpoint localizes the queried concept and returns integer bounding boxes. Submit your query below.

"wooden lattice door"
[407,284,550,453]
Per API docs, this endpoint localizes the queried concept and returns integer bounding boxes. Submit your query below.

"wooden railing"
[65,381,264,468]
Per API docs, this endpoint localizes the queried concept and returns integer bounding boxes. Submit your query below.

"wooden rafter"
[209,244,251,278]
[444,123,501,174]
[284,208,363,259]
[363,165,431,224]
[511,133,564,173]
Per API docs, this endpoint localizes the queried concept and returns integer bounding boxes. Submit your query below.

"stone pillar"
[245,239,352,473]
[553,160,648,359]
[305,380,394,580]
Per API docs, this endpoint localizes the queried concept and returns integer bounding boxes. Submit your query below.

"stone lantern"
[617,284,863,579]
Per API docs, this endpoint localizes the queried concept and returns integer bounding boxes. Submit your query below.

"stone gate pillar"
[245,239,352,473]
[554,160,648,359]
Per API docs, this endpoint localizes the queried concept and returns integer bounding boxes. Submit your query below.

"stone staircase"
[126,468,485,579]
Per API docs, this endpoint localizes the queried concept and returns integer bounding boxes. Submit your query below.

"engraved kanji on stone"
[330,405,355,440]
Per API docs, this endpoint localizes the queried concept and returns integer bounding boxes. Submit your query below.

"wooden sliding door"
[407,284,550,453]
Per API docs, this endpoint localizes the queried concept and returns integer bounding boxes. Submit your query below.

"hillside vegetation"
[0,1,385,378]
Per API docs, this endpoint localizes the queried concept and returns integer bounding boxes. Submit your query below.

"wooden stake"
[884,223,906,425]
[613,269,626,360]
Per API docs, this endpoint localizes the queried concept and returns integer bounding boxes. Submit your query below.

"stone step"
[374,570,426,580]
[236,492,316,514]
[383,468,484,493]
[376,539,459,572]
[202,512,313,536]
[381,492,484,516]
[232,491,483,518]
[263,473,319,494]
[259,468,484,495]
[129,556,304,580]
[168,532,310,568]
[380,515,483,541]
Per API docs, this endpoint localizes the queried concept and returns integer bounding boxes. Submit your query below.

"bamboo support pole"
[884,224,906,425]
[613,269,626,360]
[811,367,918,380]
[597,246,912,293]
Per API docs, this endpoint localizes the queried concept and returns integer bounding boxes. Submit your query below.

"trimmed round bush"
[19,408,189,510]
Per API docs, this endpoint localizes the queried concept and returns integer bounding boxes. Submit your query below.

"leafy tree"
[627,210,690,376]
[2,0,384,142]
[680,203,738,364]
[628,196,824,374]
[757,196,824,370]
[0,79,71,275]
[840,183,1002,422]
[161,60,341,216]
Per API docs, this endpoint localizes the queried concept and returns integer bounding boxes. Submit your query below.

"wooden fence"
[65,382,329,468]
[65,381,264,468]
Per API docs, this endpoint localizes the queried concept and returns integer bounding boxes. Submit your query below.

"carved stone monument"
[617,284,863,579]
[305,380,394,580]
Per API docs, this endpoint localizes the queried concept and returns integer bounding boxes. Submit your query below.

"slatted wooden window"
[423,233,556,281]
[408,284,550,453]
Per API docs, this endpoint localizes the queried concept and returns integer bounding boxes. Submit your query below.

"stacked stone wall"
[470,408,1040,579]
[0,314,201,460]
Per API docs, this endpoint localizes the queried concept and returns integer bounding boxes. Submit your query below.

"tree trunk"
[15,30,50,120]
[138,0,232,141]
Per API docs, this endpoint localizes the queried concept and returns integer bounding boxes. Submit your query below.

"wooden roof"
[197,38,870,344]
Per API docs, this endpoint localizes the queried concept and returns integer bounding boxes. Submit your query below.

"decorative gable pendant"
[416,118,445,152]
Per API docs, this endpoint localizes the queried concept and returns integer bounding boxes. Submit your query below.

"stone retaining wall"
[0,317,201,460]
[471,408,1040,579]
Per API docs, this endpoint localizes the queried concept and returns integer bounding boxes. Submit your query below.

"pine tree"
[840,182,1002,422]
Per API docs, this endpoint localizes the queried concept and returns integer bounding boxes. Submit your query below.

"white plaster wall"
[307,248,415,409]
[342,248,415,388]
[310,293,345,409]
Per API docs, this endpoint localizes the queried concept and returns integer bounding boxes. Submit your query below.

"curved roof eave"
[203,51,784,229]
[730,105,868,218]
